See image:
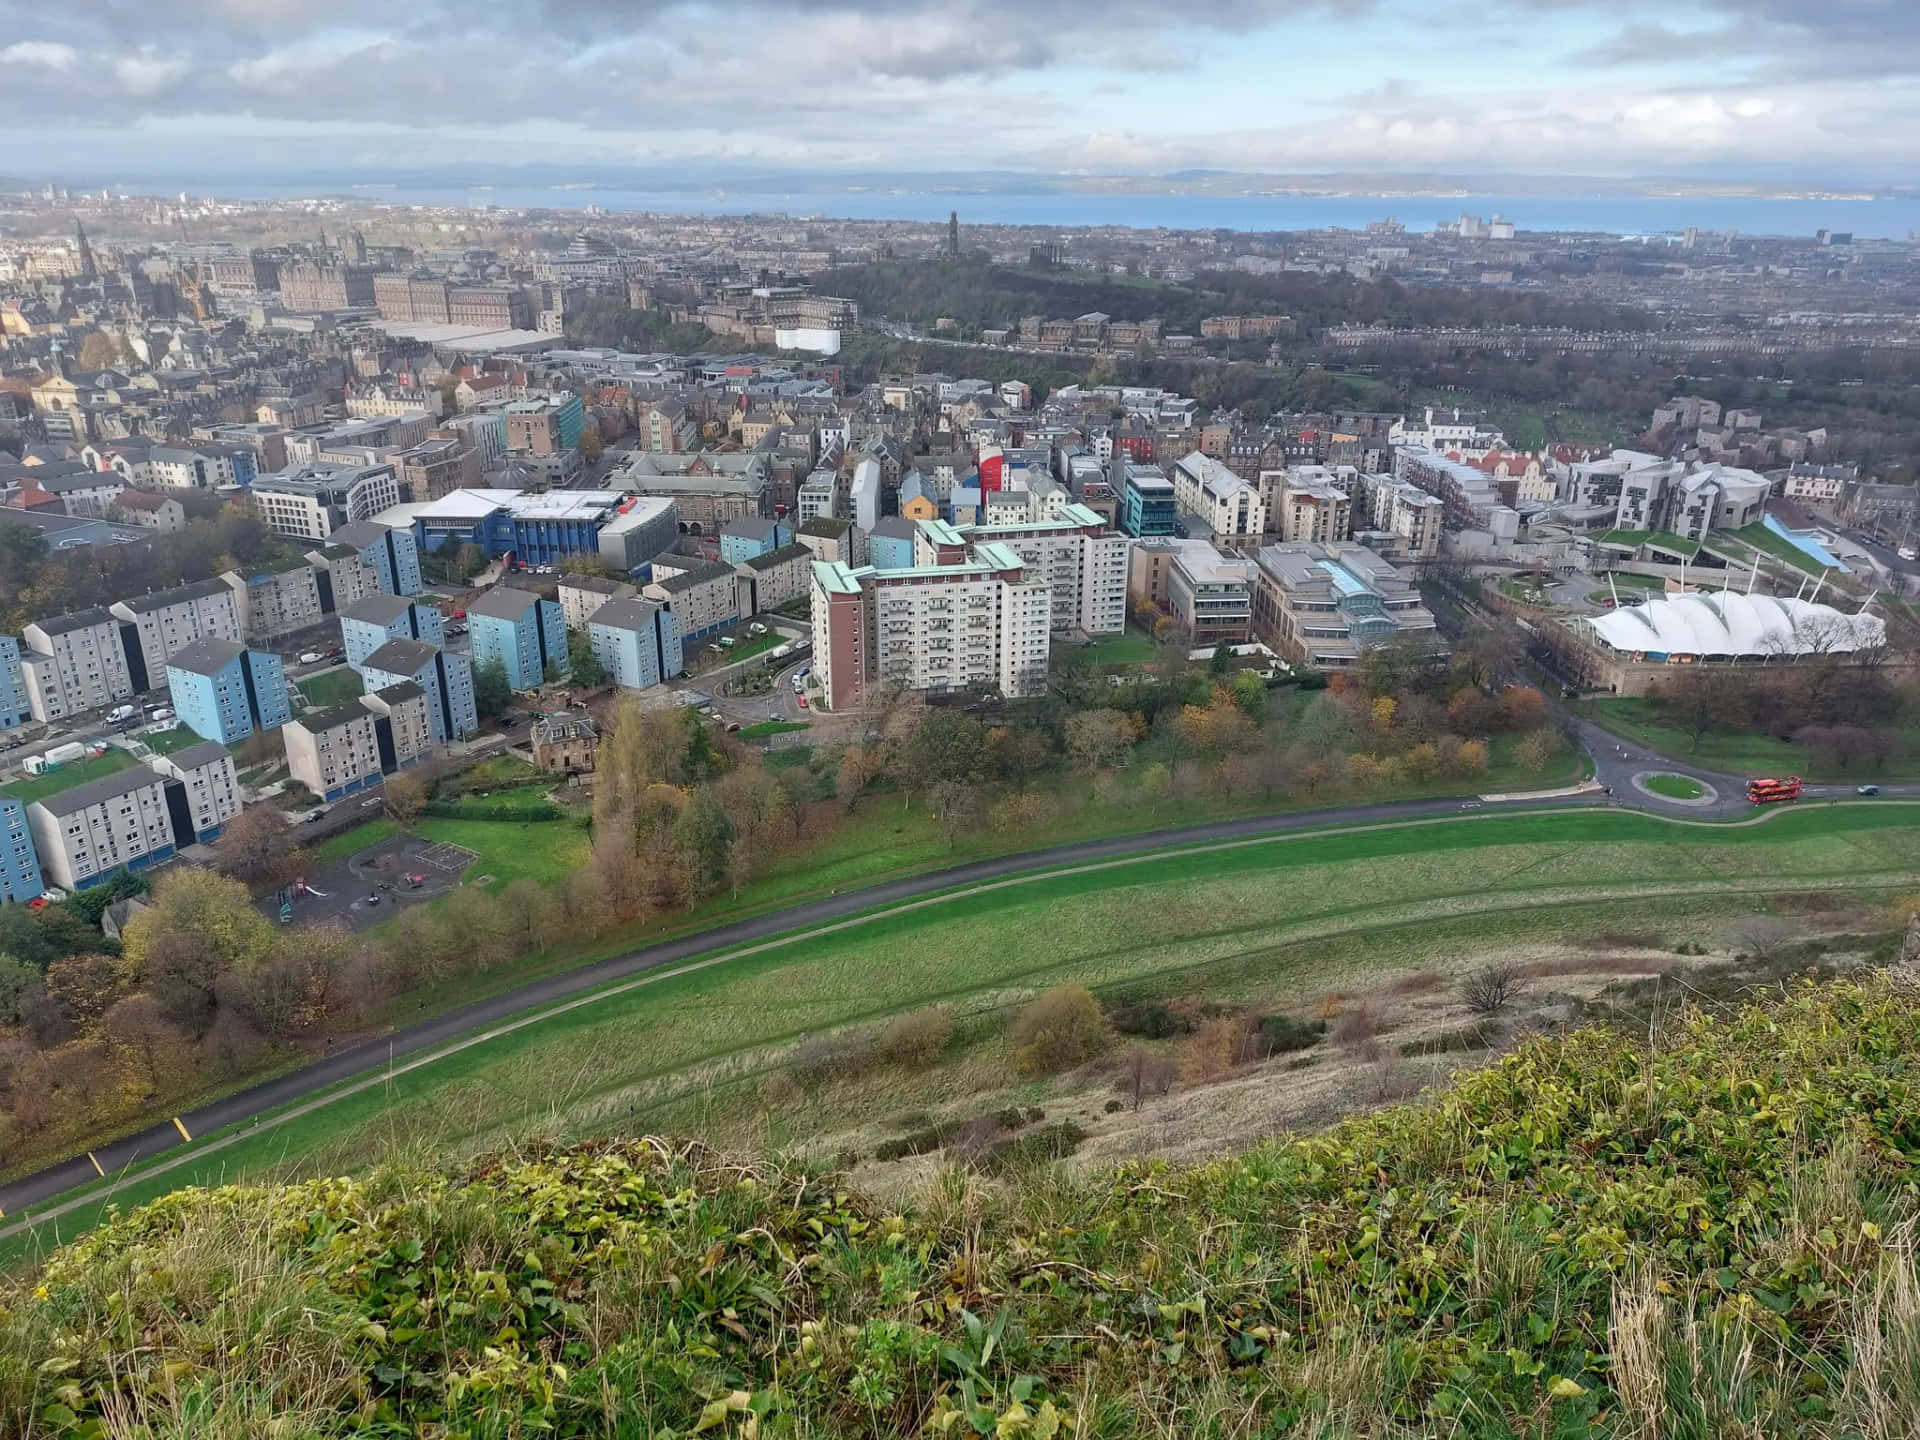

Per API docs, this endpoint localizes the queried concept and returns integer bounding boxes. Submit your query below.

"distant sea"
[110,181,1920,240]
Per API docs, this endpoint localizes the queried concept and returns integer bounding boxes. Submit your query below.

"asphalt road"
[0,785,1623,1222]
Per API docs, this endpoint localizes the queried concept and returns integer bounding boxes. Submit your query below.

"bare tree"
[1461,963,1526,1016]
[1728,914,1800,962]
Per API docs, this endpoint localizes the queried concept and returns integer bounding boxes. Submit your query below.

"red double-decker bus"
[1747,776,1803,804]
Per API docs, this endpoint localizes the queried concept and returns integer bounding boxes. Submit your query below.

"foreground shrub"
[1011,983,1108,1076]
[877,1005,953,1069]
[11,978,1920,1437]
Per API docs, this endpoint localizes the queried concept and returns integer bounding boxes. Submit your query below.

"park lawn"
[740,720,811,738]
[1067,627,1158,668]
[7,802,1915,1267]
[460,753,542,785]
[411,815,587,888]
[0,749,135,806]
[1593,697,1920,781]
[295,668,364,709]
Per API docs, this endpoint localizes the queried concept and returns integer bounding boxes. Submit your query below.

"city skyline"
[1,0,1918,184]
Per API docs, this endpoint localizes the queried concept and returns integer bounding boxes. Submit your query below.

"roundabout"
[1632,770,1718,807]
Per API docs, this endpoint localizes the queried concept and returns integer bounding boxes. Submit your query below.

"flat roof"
[587,596,665,632]
[298,701,375,735]
[34,764,165,816]
[466,586,545,621]
[168,739,232,771]
[811,560,865,596]
[340,593,418,625]
[361,637,439,674]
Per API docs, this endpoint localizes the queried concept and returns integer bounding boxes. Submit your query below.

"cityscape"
[5,7,1920,1421]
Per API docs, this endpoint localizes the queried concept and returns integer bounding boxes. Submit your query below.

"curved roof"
[1586,590,1886,657]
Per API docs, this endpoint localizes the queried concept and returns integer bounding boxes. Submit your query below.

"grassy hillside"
[8,973,1920,1437]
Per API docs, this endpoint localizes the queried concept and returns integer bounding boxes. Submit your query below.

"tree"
[383,774,428,824]
[1729,914,1800,961]
[472,659,513,718]
[672,789,735,903]
[454,543,489,581]
[928,779,985,848]
[901,711,988,796]
[0,955,42,1027]
[1514,727,1564,774]
[1064,709,1138,771]
[1119,1046,1177,1109]
[1229,671,1267,725]
[566,630,608,688]
[1461,963,1526,1016]
[1209,641,1233,677]
[578,427,605,464]
[1497,685,1549,732]
[214,806,306,890]
[1012,984,1108,1076]
[78,331,121,373]
[122,871,276,1034]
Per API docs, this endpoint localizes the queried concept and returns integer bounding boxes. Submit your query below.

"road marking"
[172,1117,191,1142]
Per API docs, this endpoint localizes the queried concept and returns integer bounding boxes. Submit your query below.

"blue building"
[865,516,919,571]
[165,637,291,745]
[587,598,683,691]
[1120,467,1177,538]
[0,796,45,904]
[324,519,423,597]
[717,515,793,566]
[0,635,28,732]
[340,594,444,670]
[467,586,566,690]
[408,488,625,568]
[165,638,289,744]
[359,638,477,743]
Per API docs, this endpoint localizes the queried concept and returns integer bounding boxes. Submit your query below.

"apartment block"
[929,504,1129,634]
[0,797,44,904]
[558,574,638,631]
[467,586,567,689]
[1119,463,1177,537]
[645,558,739,641]
[221,562,327,642]
[1355,475,1444,560]
[340,594,444,669]
[1170,452,1266,539]
[311,519,423,608]
[149,740,242,844]
[27,766,177,892]
[358,639,476,743]
[587,598,683,690]
[1277,479,1352,545]
[396,437,480,503]
[1168,547,1256,645]
[360,681,436,771]
[109,577,243,692]
[165,637,291,745]
[810,542,1051,713]
[0,636,31,731]
[734,542,815,614]
[718,515,794,565]
[283,703,385,803]
[20,609,133,722]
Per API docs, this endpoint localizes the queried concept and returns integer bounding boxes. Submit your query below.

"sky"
[2,0,1918,185]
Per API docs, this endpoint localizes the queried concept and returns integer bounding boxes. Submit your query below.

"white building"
[26,765,176,892]
[1170,452,1266,539]
[251,463,401,542]
[20,609,134,722]
[850,457,882,532]
[811,540,1052,712]
[108,578,243,693]
[930,505,1130,634]
[149,740,242,844]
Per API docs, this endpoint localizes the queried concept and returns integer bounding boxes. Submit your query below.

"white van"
[108,704,137,724]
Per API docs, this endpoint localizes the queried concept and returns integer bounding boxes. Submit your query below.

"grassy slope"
[6,805,1913,1268]
[11,974,1920,1437]
[1593,697,1920,781]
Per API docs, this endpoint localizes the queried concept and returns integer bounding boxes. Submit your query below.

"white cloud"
[114,52,190,96]
[1,41,80,70]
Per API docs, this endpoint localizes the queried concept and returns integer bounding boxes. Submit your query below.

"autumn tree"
[1012,984,1108,1076]
[1064,709,1138,771]
[384,774,428,824]
[122,870,276,1035]
[901,710,988,798]
[672,788,735,903]
[215,805,306,890]
[78,331,121,373]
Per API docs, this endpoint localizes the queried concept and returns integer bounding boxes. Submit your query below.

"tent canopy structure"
[1585,590,1885,658]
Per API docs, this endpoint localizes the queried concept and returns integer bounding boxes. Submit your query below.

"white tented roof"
[1586,590,1886,656]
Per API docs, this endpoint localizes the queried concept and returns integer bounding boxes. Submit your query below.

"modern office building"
[586,597,684,690]
[164,637,291,745]
[109,578,244,692]
[339,594,444,669]
[0,637,29,732]
[1118,463,1177,538]
[1251,543,1441,668]
[467,586,567,689]
[251,463,401,541]
[358,639,476,743]
[19,609,134,722]
[0,797,44,904]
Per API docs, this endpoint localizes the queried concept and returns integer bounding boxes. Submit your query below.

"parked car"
[797,695,808,709]
[304,807,329,822]
[145,707,174,725]
[298,651,324,665]
[364,893,382,906]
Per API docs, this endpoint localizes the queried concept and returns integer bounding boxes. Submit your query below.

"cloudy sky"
[1,0,1916,182]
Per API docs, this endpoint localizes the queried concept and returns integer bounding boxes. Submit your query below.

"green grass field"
[1064,627,1157,667]
[1722,522,1830,576]
[294,668,363,709]
[739,720,811,738]
[0,749,135,806]
[1642,772,1705,800]
[306,812,584,888]
[137,726,207,756]
[1594,697,1920,781]
[7,804,1914,1267]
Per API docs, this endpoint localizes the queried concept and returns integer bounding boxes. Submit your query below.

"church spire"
[75,220,97,279]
